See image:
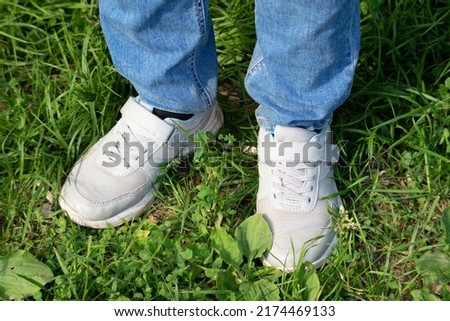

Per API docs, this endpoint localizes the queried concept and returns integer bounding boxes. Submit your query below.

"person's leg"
[59,0,223,228]
[99,0,218,114]
[246,0,360,132]
[247,0,360,270]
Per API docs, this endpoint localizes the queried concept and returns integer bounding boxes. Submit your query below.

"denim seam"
[349,0,359,72]
[246,56,265,79]
[189,0,213,110]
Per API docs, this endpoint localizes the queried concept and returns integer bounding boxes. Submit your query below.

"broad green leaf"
[416,251,450,284]
[442,207,450,245]
[445,77,450,89]
[0,250,54,300]
[217,267,239,291]
[441,285,450,300]
[294,262,322,300]
[410,289,441,301]
[235,214,273,261]
[305,270,321,300]
[211,226,243,267]
[239,279,280,301]
[216,267,239,300]
[180,248,193,260]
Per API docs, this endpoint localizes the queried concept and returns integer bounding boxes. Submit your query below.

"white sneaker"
[59,97,223,228]
[257,125,341,271]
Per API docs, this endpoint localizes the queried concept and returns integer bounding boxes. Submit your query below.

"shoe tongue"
[120,97,174,142]
[274,126,315,142]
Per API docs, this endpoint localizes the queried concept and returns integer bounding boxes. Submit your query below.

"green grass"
[1,0,449,300]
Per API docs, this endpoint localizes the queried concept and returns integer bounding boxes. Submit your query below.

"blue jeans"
[99,0,360,132]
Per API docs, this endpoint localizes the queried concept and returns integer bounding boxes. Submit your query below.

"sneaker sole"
[60,189,156,229]
[261,233,338,272]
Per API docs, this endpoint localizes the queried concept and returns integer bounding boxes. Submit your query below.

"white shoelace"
[272,161,316,202]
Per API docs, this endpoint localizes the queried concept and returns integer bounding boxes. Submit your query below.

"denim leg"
[245,0,360,132]
[99,0,218,114]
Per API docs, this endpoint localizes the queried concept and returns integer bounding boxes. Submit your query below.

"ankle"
[153,107,193,121]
